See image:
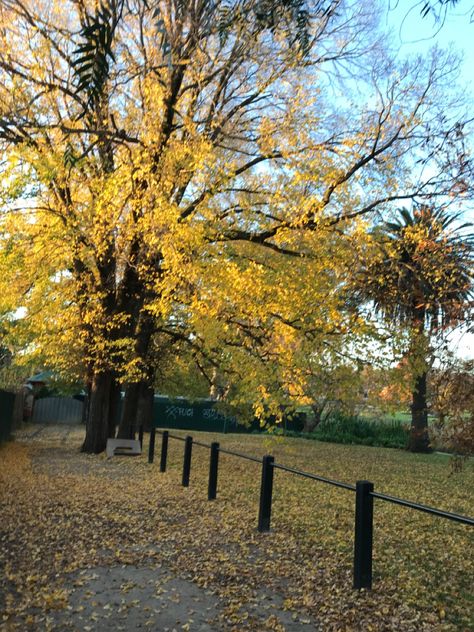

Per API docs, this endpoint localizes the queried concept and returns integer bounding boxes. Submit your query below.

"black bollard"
[208,442,220,500]
[182,435,193,487]
[148,428,156,464]
[257,455,274,532]
[160,430,169,472]
[353,480,374,589]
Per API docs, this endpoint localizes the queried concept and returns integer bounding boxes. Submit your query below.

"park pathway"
[1,424,318,631]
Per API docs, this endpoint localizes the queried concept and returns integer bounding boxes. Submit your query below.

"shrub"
[271,413,409,449]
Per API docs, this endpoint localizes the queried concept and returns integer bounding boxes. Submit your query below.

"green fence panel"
[153,397,239,433]
[151,396,306,434]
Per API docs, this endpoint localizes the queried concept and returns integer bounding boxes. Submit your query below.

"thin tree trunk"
[409,370,431,452]
[81,370,114,453]
[408,302,431,453]
[82,379,92,425]
[304,404,324,433]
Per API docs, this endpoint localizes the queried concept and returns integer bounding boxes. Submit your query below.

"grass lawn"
[1,425,473,631]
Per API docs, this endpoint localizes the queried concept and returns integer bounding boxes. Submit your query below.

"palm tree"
[360,204,473,452]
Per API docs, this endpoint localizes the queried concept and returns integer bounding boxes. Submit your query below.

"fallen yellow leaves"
[38,589,69,611]
[1,428,473,631]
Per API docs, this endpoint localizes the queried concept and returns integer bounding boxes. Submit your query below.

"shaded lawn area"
[1,426,473,631]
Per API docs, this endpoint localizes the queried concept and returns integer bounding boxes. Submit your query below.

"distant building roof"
[26,370,54,384]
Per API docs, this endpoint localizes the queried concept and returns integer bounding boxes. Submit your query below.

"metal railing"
[145,427,473,590]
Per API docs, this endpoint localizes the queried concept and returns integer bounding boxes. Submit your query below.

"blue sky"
[386,2,474,359]
[385,1,473,96]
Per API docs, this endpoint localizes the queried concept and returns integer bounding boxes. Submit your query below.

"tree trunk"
[108,378,122,438]
[117,310,155,439]
[137,380,154,432]
[303,404,324,433]
[409,370,431,452]
[408,303,431,453]
[117,381,141,439]
[82,380,92,425]
[118,374,155,438]
[81,370,115,453]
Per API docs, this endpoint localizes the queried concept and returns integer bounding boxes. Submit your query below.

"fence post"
[182,435,193,487]
[208,442,220,500]
[353,480,374,589]
[138,424,144,450]
[148,428,156,464]
[160,430,169,472]
[258,455,274,532]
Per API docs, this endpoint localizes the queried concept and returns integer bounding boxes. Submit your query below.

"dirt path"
[1,425,318,631]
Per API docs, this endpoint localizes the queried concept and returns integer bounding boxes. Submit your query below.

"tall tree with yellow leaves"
[0,0,472,452]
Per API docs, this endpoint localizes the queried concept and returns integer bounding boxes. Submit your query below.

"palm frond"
[360,204,474,331]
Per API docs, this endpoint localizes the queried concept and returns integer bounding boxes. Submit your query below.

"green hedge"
[272,413,409,449]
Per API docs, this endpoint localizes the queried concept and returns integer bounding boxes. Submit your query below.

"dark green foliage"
[63,142,77,170]
[364,205,473,329]
[419,0,462,20]
[275,413,410,449]
[242,0,336,55]
[72,0,124,116]
[356,204,473,452]
[72,0,337,112]
[0,345,12,368]
[252,0,314,54]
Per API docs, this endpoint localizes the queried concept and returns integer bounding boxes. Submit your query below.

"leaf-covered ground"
[1,425,473,631]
